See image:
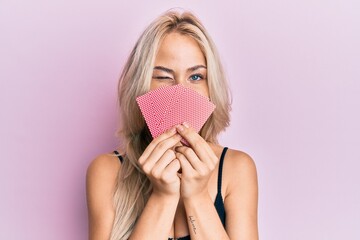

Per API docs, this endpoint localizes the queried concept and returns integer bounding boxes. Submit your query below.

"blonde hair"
[110,9,232,239]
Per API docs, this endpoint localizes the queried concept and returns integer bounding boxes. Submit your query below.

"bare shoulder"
[86,151,122,211]
[86,152,121,182]
[86,152,122,240]
[225,148,257,172]
[222,148,259,238]
[223,148,258,196]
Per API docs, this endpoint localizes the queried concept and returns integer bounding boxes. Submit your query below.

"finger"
[162,159,181,181]
[150,150,176,177]
[144,133,182,169]
[175,148,203,172]
[177,154,196,176]
[139,127,178,164]
[139,132,182,167]
[175,123,216,165]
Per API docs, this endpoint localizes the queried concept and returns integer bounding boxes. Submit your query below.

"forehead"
[154,32,206,67]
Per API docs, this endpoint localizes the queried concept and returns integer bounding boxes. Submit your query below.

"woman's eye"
[190,74,203,81]
[153,76,173,80]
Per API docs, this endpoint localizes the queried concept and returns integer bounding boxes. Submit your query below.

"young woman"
[86,10,259,240]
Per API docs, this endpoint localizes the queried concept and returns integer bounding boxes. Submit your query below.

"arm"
[86,154,120,240]
[224,151,259,240]
[183,194,229,240]
[175,123,259,240]
[129,128,183,239]
[174,123,229,239]
[86,153,179,240]
[129,193,179,240]
[86,128,188,239]
[181,152,259,240]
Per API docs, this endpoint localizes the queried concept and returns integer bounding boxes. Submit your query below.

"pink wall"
[1,1,359,239]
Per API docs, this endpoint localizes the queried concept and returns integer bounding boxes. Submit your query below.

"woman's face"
[150,32,209,98]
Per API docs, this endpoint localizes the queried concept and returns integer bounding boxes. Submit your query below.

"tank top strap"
[113,150,123,163]
[217,147,228,194]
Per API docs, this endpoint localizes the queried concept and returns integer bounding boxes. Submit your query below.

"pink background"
[1,1,359,239]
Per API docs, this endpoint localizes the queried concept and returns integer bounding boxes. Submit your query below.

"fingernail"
[170,127,176,133]
[176,125,184,132]
[182,122,190,128]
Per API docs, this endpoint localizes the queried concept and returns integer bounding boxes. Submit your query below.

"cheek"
[150,80,172,91]
[193,85,210,99]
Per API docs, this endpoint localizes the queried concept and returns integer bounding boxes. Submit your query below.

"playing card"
[136,85,177,138]
[162,85,215,131]
[162,85,216,145]
[136,84,216,146]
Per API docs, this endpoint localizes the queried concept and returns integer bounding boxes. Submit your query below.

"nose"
[174,76,192,89]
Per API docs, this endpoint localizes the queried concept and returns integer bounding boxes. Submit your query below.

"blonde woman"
[86,10,259,240]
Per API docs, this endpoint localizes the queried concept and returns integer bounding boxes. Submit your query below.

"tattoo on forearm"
[188,216,197,235]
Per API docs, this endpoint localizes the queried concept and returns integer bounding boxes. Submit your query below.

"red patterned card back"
[136,84,216,146]
[136,85,177,138]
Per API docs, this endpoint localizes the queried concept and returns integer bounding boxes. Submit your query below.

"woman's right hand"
[138,127,182,198]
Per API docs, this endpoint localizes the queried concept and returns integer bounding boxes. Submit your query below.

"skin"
[86,32,259,239]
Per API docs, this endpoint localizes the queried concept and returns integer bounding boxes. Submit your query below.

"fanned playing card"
[136,84,216,146]
[136,85,177,138]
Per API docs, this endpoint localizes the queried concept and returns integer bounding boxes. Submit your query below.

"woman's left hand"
[174,122,219,200]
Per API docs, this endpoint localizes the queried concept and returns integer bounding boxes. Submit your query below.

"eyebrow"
[153,66,174,74]
[153,65,207,74]
[188,65,207,72]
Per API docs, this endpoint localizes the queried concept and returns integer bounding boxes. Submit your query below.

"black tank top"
[113,147,228,240]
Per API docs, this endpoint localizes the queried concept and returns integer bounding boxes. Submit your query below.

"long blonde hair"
[110,9,232,239]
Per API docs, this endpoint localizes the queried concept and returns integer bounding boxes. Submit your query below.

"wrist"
[182,191,211,205]
[151,191,180,203]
